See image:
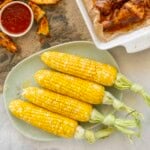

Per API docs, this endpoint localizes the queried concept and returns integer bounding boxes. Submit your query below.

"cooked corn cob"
[9,100,77,138]
[35,70,104,104]
[22,87,140,136]
[9,100,139,140]
[22,87,92,122]
[34,70,142,121]
[9,100,114,143]
[41,51,117,86]
[41,51,150,106]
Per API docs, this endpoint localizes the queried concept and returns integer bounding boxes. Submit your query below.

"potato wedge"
[28,1,45,22]
[30,0,60,5]
[0,32,17,53]
[0,0,12,9]
[37,16,50,36]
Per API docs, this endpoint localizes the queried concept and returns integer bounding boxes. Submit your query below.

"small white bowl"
[0,1,34,37]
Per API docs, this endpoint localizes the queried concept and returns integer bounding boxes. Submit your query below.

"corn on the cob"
[34,70,142,121]
[22,87,93,122]
[9,100,77,138]
[22,87,140,136]
[41,51,117,86]
[41,51,150,106]
[35,70,104,104]
[9,100,114,143]
[9,100,139,140]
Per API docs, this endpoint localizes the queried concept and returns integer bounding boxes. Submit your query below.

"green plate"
[3,41,122,141]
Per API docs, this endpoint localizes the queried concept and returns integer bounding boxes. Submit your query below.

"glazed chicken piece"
[37,16,50,36]
[95,0,128,16]
[0,32,17,53]
[102,0,145,31]
[28,1,45,22]
[144,0,150,8]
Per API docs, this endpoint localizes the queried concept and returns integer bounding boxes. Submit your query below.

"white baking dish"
[76,0,150,53]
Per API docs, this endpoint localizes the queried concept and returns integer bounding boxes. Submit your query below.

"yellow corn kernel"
[22,87,93,122]
[34,70,104,104]
[9,100,78,138]
[41,52,117,86]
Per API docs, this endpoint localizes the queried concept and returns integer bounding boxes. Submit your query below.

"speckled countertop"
[1,0,150,150]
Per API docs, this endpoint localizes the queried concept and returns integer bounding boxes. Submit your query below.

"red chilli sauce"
[1,3,31,34]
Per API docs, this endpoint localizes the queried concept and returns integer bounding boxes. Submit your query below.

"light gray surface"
[1,46,150,149]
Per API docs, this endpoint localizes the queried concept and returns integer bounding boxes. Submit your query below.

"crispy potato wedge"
[0,0,12,9]
[30,0,60,5]
[28,1,45,22]
[37,16,50,36]
[0,32,17,53]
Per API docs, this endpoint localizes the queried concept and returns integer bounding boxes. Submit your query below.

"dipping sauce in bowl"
[0,1,33,37]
